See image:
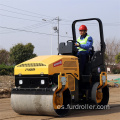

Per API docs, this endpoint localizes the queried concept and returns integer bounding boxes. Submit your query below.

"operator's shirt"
[76,33,93,56]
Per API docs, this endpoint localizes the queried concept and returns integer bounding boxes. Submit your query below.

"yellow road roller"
[11,18,109,116]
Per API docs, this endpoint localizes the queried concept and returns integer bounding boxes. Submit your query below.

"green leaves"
[112,67,120,74]
[0,64,14,75]
[9,43,37,65]
[0,43,37,75]
[115,53,120,64]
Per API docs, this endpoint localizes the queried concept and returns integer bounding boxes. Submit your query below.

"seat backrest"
[59,41,73,55]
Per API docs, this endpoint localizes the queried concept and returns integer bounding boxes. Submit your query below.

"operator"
[74,25,93,74]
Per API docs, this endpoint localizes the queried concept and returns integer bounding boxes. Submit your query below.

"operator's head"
[79,25,87,36]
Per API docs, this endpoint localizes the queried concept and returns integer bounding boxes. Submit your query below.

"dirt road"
[0,87,120,120]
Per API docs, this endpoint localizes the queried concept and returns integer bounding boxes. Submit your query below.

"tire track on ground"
[0,115,23,120]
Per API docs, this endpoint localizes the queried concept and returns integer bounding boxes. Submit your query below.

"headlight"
[19,80,23,85]
[41,79,45,85]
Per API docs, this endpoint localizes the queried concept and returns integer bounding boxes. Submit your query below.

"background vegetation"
[0,43,37,75]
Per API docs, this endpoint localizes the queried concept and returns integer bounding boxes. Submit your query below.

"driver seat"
[59,40,76,55]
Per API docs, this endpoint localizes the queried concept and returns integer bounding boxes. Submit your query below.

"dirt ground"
[0,87,119,120]
[107,74,120,80]
[0,76,15,98]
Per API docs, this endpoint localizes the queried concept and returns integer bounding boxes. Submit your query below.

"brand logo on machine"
[25,68,35,71]
[53,60,62,67]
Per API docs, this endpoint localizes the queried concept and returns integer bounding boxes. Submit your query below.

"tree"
[10,43,37,64]
[0,49,10,65]
[105,38,120,66]
[115,53,120,63]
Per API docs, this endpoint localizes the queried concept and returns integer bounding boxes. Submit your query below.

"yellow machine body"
[14,55,79,80]
[11,55,80,116]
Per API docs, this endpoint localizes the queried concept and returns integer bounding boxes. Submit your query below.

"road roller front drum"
[11,88,71,116]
